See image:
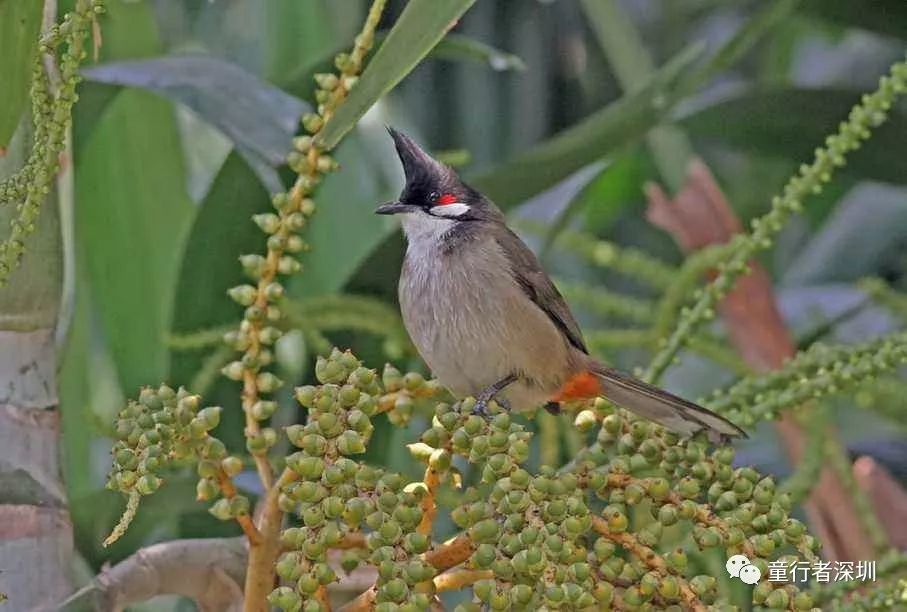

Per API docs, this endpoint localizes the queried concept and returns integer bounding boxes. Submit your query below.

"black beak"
[375,201,412,215]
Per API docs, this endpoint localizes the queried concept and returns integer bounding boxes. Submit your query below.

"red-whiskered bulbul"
[376,128,745,444]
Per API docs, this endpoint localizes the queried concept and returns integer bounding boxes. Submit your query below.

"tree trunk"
[0,113,73,607]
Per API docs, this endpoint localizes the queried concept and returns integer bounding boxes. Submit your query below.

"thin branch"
[216,470,262,545]
[424,534,475,571]
[316,585,331,611]
[434,569,492,592]
[66,536,381,612]
[334,532,367,550]
[59,538,246,612]
[417,465,441,536]
[339,534,476,612]
[646,158,879,561]
[606,472,757,559]
[245,468,296,612]
[591,516,705,612]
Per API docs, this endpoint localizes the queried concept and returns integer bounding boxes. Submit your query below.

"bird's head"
[376,127,491,228]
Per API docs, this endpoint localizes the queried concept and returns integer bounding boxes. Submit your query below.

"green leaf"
[168,151,271,387]
[71,0,170,156]
[75,89,194,395]
[579,152,650,231]
[783,184,907,285]
[539,153,648,257]
[58,265,95,501]
[292,133,395,297]
[580,0,693,191]
[72,476,230,567]
[799,0,907,40]
[430,33,525,72]
[471,43,705,208]
[264,0,336,82]
[315,0,478,150]
[82,56,308,171]
[519,161,608,257]
[0,0,42,148]
[683,0,801,91]
[58,0,170,517]
[681,88,907,186]
[284,31,524,102]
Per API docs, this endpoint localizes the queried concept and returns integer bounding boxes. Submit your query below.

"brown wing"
[495,225,589,354]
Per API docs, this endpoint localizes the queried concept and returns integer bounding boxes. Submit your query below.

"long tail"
[589,364,746,444]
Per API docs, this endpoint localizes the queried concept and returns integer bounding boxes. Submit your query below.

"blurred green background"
[14,0,904,608]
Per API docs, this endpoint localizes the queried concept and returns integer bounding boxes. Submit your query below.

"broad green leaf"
[580,0,693,191]
[0,0,42,147]
[284,31,524,101]
[579,152,650,231]
[82,56,308,169]
[471,44,704,208]
[59,0,169,518]
[58,266,94,501]
[71,476,227,567]
[429,33,525,72]
[75,88,194,395]
[683,0,801,91]
[783,184,907,286]
[315,0,478,150]
[513,161,608,257]
[681,88,907,186]
[264,0,336,82]
[799,0,907,39]
[539,153,648,257]
[292,133,395,297]
[97,0,162,61]
[71,0,167,155]
[168,151,271,388]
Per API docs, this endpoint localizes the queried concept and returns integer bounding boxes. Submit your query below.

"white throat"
[400,211,456,252]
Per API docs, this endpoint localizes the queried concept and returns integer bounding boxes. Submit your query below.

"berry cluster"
[645,57,907,383]
[705,332,907,427]
[105,385,246,545]
[270,349,434,611]
[0,0,105,284]
[401,394,818,610]
[220,2,389,496]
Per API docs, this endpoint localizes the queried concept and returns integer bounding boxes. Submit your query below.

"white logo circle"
[726,554,762,584]
[726,554,749,578]
[739,564,762,585]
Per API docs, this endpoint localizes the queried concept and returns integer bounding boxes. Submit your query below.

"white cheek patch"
[430,203,470,217]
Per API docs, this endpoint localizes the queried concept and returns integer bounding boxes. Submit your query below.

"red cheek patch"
[437,193,458,205]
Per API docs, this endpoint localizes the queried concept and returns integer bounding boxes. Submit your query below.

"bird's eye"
[429,191,440,202]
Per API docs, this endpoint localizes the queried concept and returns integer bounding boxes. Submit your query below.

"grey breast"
[399,226,571,402]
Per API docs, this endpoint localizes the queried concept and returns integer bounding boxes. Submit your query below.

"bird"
[376,127,746,444]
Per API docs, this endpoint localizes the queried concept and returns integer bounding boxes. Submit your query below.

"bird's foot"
[470,374,518,418]
[471,397,511,418]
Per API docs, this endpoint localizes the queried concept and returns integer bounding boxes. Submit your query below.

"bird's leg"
[472,374,518,416]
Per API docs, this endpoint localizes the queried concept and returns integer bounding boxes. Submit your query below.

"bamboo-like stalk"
[240,4,387,609]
